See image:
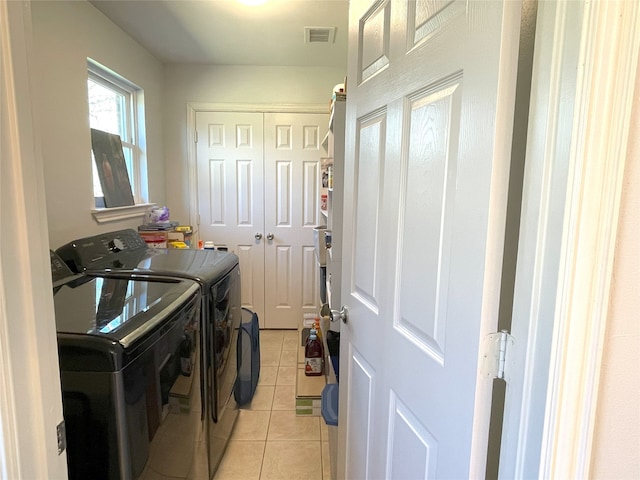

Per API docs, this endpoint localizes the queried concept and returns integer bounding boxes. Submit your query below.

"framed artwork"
[90,128,135,207]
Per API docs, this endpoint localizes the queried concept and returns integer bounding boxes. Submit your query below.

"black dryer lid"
[98,248,239,285]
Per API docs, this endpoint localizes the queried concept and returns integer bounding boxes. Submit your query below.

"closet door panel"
[264,112,328,328]
[196,111,266,325]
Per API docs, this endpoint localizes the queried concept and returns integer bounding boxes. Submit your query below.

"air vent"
[304,26,336,44]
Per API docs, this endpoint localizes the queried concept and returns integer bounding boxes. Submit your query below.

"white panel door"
[338,0,520,478]
[196,111,266,323]
[263,113,326,329]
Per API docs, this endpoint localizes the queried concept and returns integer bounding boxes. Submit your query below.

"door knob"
[266,233,274,241]
[330,306,349,324]
[255,232,263,240]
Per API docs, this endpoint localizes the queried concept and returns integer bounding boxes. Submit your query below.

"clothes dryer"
[56,230,241,475]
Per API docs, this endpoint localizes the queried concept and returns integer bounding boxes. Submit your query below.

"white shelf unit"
[322,98,346,320]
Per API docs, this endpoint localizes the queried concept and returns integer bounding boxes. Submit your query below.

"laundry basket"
[235,308,260,405]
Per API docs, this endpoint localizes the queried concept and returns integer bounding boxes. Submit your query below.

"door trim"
[186,103,327,235]
[504,0,640,478]
[540,1,640,477]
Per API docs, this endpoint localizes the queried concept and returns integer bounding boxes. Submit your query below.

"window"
[87,60,145,208]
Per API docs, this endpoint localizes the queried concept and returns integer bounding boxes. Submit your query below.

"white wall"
[590,63,640,479]
[31,0,165,249]
[162,64,346,223]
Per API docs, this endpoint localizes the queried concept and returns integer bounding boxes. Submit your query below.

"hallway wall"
[162,64,346,224]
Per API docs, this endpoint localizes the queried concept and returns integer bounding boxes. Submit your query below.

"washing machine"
[56,230,241,476]
[50,251,201,480]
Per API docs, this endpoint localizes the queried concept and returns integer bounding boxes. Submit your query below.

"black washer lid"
[53,274,198,348]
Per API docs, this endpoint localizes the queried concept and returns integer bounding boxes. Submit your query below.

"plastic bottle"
[304,328,323,376]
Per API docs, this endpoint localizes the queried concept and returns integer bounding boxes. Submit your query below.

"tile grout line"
[259,410,271,479]
[258,331,281,480]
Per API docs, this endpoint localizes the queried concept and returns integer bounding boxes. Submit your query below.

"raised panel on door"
[341,105,388,477]
[386,391,438,479]
[196,111,266,326]
[397,78,462,364]
[345,348,376,480]
[263,112,327,329]
[340,0,520,478]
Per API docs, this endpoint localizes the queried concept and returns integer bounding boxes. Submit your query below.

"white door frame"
[0,1,68,478]
[503,0,640,477]
[186,102,326,235]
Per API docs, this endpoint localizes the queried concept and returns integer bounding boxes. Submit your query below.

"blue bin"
[321,383,339,426]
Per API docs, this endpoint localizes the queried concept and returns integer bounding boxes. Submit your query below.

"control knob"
[108,238,125,253]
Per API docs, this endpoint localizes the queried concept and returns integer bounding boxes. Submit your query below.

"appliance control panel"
[50,250,75,283]
[55,229,147,272]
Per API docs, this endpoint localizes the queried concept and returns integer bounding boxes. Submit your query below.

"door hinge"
[56,420,66,455]
[480,330,514,382]
[196,213,200,225]
[194,131,198,143]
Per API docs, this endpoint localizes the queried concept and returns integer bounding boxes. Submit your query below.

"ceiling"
[89,0,349,68]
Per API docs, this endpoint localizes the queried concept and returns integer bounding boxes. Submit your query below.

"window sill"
[91,203,155,224]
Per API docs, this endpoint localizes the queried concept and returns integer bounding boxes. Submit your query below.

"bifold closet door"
[196,111,327,329]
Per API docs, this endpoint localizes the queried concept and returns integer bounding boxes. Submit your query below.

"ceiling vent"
[304,26,336,44]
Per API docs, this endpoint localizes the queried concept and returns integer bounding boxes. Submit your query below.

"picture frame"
[90,128,135,207]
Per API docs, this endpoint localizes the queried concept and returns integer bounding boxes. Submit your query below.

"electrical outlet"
[56,421,66,455]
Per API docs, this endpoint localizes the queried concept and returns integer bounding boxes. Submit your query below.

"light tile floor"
[214,329,330,480]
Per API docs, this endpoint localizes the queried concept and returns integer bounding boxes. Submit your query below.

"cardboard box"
[138,226,193,248]
[296,397,322,416]
[295,367,325,416]
[138,231,168,248]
